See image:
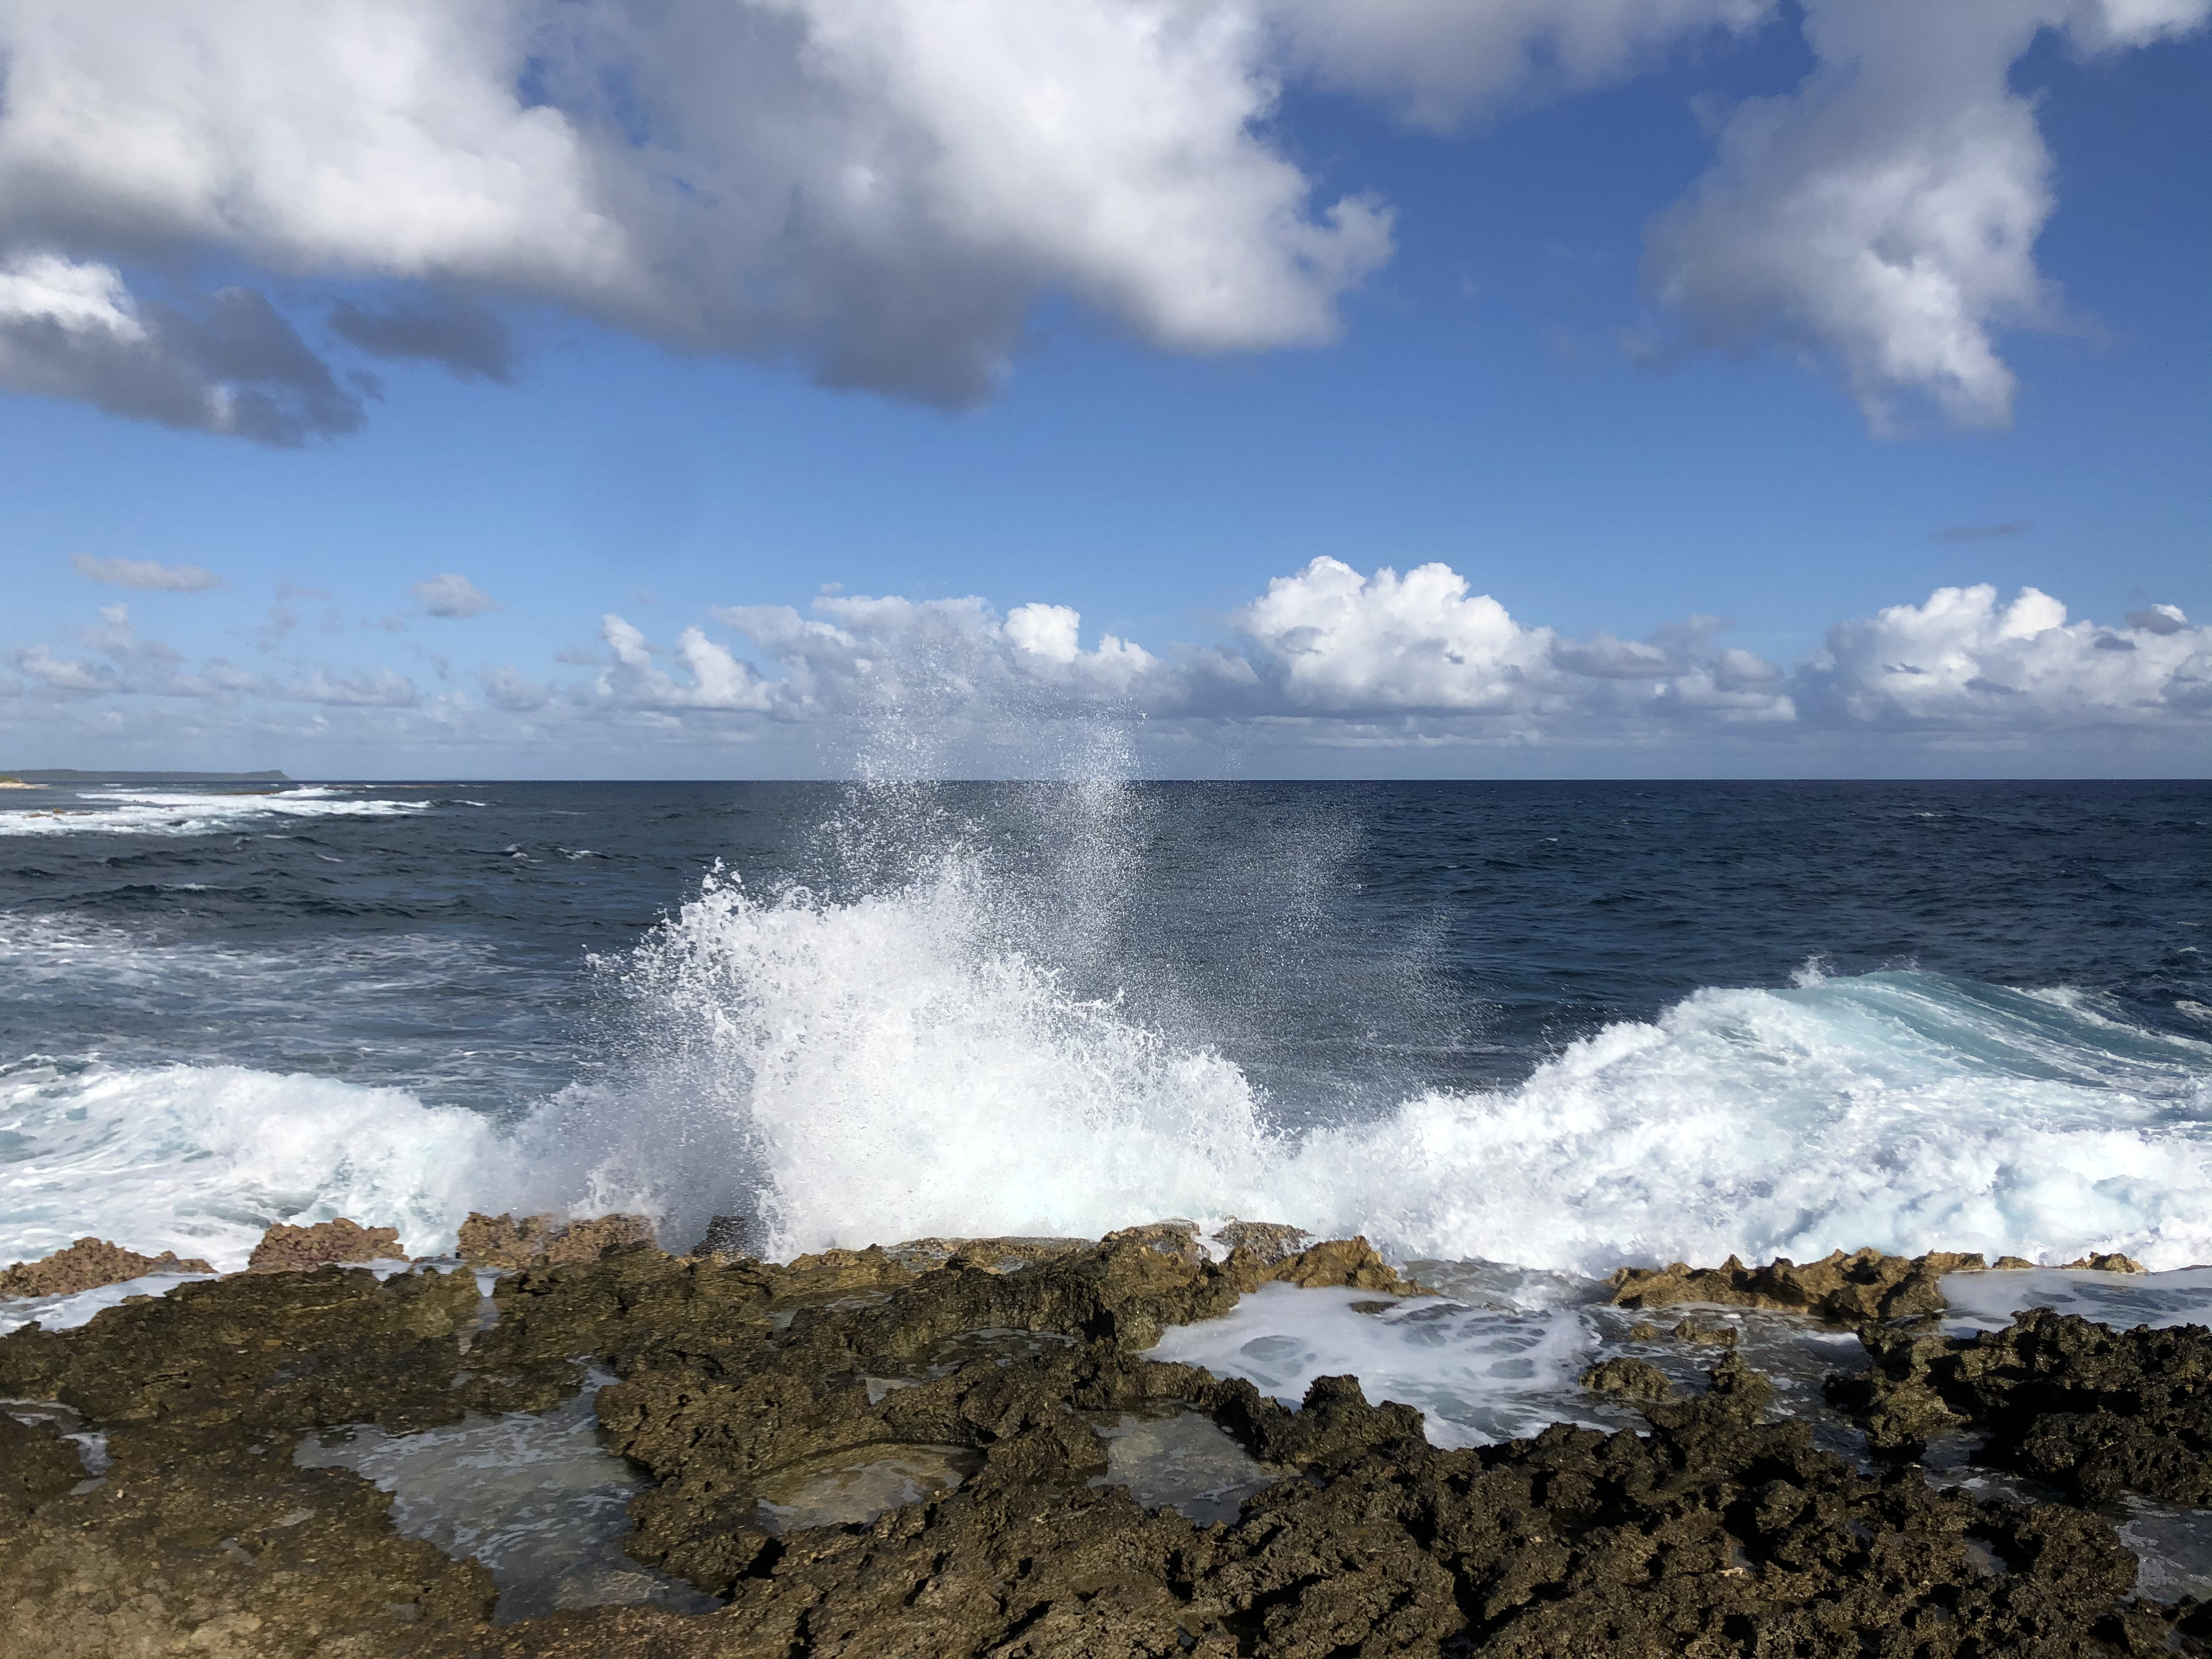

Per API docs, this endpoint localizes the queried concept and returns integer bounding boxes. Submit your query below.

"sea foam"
[610,854,2212,1271]
[6,851,2210,1279]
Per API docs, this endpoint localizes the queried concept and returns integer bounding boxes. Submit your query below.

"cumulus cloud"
[0,252,364,441]
[1797,586,2212,727]
[4,564,2208,764]
[1269,0,1773,128]
[9,603,255,698]
[597,615,774,712]
[70,551,224,591]
[412,573,500,619]
[328,293,516,383]
[278,666,421,708]
[0,0,1390,417]
[6,1,2188,435]
[480,666,551,713]
[1645,0,2211,431]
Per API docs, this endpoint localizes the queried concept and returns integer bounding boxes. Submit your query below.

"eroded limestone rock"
[249,1217,404,1272]
[1832,1306,2212,1505]
[2,1227,2204,1657]
[0,1236,213,1299]
[456,1211,658,1271]
[1608,1247,1990,1323]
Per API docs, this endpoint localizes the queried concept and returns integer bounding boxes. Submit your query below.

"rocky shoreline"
[4,1218,2209,1657]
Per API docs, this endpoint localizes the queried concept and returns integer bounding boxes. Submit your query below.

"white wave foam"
[9,854,2211,1285]
[0,1060,511,1270]
[624,858,2212,1273]
[0,786,428,838]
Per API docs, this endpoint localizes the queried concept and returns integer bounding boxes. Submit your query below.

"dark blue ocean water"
[2,778,2209,1274]
[4,779,2206,1110]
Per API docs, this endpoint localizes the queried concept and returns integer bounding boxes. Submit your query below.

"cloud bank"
[71,552,225,592]
[11,558,2202,775]
[0,1,2198,439]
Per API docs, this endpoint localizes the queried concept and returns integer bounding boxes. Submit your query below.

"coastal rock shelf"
[4,1222,2212,1656]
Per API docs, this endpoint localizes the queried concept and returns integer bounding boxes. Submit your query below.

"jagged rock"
[455,1211,656,1270]
[0,1413,83,1517]
[0,1262,479,1437]
[1608,1246,1987,1323]
[1669,1313,1739,1346]
[1210,1218,1313,1264]
[1582,1356,1673,1400]
[248,1216,403,1272]
[1,1231,2199,1657]
[0,1426,495,1658]
[690,1213,763,1259]
[0,1237,213,1299]
[2058,1251,2147,1272]
[1832,1306,2212,1504]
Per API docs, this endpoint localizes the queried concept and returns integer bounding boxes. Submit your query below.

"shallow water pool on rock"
[294,1377,716,1623]
[1087,1408,1292,1524]
[753,1443,985,1532]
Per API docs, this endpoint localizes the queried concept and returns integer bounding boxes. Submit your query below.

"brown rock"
[455,1211,656,1271]
[0,1413,84,1517]
[1581,1355,1673,1400]
[2058,1251,2147,1272]
[247,1217,403,1272]
[0,1237,214,1300]
[1607,1246,1986,1323]
[1210,1218,1313,1264]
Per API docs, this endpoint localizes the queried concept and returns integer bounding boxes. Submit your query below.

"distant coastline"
[0,768,290,784]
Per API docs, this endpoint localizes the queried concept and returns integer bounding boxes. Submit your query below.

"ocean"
[6,776,2209,1287]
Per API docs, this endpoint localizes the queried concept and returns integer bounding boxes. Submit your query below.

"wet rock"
[249,1216,403,1272]
[456,1211,658,1270]
[0,1261,478,1437]
[1210,1219,1313,1264]
[1833,1306,2212,1504]
[1670,1313,1739,1347]
[1582,1356,1673,1401]
[0,1236,213,1299]
[2058,1252,2147,1273]
[0,1412,82,1516]
[2,1231,2197,1657]
[690,1214,764,1260]
[1608,1246,1988,1323]
[0,1425,497,1658]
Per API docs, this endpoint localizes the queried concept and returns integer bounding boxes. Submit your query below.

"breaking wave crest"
[8,853,2211,1276]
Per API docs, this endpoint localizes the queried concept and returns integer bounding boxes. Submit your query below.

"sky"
[0,0,2206,780]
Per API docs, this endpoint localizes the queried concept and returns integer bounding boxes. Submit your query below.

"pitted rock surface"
[0,1235,214,1298]
[456,1210,658,1270]
[3,1229,2208,1657]
[1832,1306,2212,1504]
[1608,1248,1992,1323]
[248,1217,404,1272]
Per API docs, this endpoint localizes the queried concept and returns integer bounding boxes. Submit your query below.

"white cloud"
[9,642,119,694]
[279,666,421,708]
[480,665,550,713]
[412,572,500,619]
[596,614,774,712]
[7,603,257,698]
[1234,557,1561,713]
[4,565,2208,766]
[1645,0,2212,432]
[0,0,1389,414]
[70,551,224,592]
[0,251,364,441]
[0,2,2199,435]
[1267,0,1773,128]
[1798,585,2212,727]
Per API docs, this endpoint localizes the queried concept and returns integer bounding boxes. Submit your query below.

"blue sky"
[1,1,2206,778]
